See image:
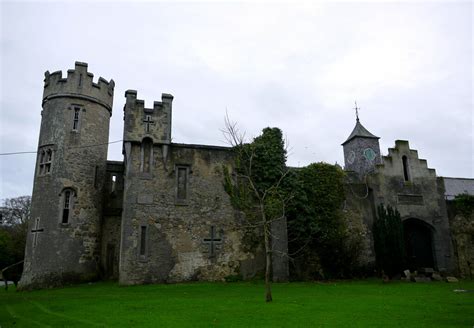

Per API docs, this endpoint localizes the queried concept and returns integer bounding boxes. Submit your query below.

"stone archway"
[403,218,436,270]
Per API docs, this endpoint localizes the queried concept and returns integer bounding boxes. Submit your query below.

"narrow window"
[111,174,117,193]
[141,138,153,173]
[72,107,80,131]
[62,190,71,223]
[45,149,52,173]
[177,167,188,200]
[139,226,147,258]
[94,166,99,188]
[39,150,45,175]
[38,148,53,176]
[402,156,410,181]
[79,74,83,86]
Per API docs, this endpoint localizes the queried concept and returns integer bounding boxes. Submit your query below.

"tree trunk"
[264,220,273,302]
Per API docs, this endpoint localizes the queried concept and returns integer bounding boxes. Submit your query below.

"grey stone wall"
[19,62,114,289]
[119,142,264,284]
[368,140,455,272]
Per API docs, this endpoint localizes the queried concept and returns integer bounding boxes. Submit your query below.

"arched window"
[140,138,153,173]
[60,188,76,224]
[402,156,410,181]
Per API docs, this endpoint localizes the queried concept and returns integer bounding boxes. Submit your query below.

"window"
[176,166,188,201]
[111,174,117,193]
[139,225,147,260]
[94,166,99,188]
[60,188,75,224]
[402,156,410,181]
[72,107,80,131]
[140,138,153,173]
[38,147,53,176]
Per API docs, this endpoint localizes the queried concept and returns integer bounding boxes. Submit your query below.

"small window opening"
[139,226,147,257]
[141,138,153,173]
[38,148,53,176]
[79,74,83,86]
[39,150,46,175]
[72,107,80,131]
[111,174,117,193]
[45,149,52,173]
[94,166,99,188]
[402,156,410,181]
[177,167,188,200]
[62,190,71,223]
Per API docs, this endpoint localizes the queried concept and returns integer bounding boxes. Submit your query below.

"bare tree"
[222,115,290,302]
[1,195,31,230]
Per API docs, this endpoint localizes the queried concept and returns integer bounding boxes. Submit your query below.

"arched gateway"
[403,218,436,270]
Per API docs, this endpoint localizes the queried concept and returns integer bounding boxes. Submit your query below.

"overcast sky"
[0,1,472,200]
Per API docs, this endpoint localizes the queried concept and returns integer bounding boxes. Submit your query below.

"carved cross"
[31,217,44,247]
[203,226,222,258]
[143,115,155,133]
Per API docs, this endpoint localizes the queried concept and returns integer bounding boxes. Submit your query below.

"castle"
[19,62,471,289]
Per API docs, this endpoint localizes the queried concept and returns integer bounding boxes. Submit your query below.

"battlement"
[123,90,173,144]
[43,62,115,114]
[124,90,173,112]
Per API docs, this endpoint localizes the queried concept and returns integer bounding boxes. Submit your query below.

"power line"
[0,140,123,156]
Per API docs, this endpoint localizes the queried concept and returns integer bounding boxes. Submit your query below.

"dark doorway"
[106,244,116,279]
[403,218,435,270]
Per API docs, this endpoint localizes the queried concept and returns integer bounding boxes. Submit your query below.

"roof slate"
[443,177,474,200]
[342,119,380,145]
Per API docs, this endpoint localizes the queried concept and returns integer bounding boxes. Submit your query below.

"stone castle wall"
[119,142,263,284]
[368,140,454,271]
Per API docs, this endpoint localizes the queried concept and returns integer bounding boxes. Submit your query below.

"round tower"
[19,62,115,289]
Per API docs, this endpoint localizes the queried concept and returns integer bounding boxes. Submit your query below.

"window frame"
[59,188,76,225]
[175,165,190,204]
[38,146,54,177]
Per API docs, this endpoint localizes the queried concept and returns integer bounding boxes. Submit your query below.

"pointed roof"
[342,118,380,145]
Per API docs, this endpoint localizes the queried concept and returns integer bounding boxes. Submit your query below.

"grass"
[0,279,473,327]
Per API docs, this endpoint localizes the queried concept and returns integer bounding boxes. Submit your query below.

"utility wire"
[0,140,123,156]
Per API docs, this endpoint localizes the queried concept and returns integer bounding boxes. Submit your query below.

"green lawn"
[1,279,473,327]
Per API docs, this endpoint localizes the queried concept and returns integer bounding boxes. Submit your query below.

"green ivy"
[453,194,474,218]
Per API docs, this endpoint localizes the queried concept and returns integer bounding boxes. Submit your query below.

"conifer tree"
[373,204,404,278]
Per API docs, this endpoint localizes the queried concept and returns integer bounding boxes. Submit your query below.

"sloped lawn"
[1,279,473,327]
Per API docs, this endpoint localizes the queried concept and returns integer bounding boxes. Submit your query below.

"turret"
[123,90,173,144]
[342,105,381,178]
[19,62,115,290]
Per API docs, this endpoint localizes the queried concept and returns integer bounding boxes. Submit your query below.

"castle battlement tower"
[19,62,115,289]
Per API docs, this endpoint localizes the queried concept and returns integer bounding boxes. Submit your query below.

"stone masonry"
[19,62,463,289]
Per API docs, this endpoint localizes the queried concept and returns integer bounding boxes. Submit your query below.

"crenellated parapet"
[43,62,115,115]
[123,90,173,144]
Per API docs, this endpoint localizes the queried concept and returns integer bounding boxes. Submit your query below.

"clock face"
[363,148,376,161]
[347,151,356,164]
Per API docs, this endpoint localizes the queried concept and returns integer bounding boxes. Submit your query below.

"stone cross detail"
[203,226,222,258]
[31,217,44,247]
[143,115,155,133]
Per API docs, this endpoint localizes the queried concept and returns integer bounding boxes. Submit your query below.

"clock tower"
[342,108,381,178]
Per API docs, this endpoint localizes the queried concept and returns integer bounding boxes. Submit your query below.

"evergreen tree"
[373,204,404,278]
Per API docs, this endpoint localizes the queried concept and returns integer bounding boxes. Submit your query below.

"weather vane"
[354,101,360,122]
